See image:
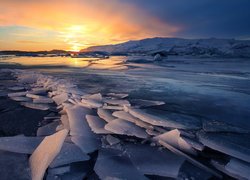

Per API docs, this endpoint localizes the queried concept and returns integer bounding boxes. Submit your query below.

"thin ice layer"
[125,144,185,178]
[94,148,148,180]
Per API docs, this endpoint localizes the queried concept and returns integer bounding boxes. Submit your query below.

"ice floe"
[97,108,116,122]
[21,102,50,111]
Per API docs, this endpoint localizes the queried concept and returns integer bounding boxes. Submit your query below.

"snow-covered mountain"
[82,37,250,58]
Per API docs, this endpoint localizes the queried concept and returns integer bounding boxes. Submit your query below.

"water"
[1,55,250,130]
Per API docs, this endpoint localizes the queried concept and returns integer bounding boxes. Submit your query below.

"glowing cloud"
[0,0,178,51]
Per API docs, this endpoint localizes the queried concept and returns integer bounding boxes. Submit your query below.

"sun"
[60,25,87,52]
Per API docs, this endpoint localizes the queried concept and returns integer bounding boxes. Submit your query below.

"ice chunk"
[37,121,60,136]
[81,99,102,108]
[103,99,130,106]
[66,105,94,136]
[198,131,250,163]
[49,143,90,168]
[106,135,120,145]
[29,129,69,180]
[10,96,31,102]
[0,136,43,154]
[26,93,43,99]
[182,137,205,151]
[128,108,201,129]
[130,99,165,107]
[97,108,116,122]
[82,93,102,101]
[52,93,68,105]
[154,129,197,155]
[112,111,137,123]
[94,149,148,180]
[48,166,70,175]
[105,119,148,139]
[146,129,160,136]
[8,86,25,91]
[71,136,100,154]
[159,140,222,178]
[8,91,27,97]
[33,97,54,104]
[106,93,129,99]
[225,158,250,179]
[102,105,123,110]
[60,115,70,130]
[21,102,50,111]
[125,144,185,178]
[86,115,112,134]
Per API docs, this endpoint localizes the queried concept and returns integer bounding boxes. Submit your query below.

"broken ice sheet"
[198,131,250,163]
[0,135,43,154]
[97,108,116,122]
[37,121,60,136]
[112,110,137,123]
[21,102,50,111]
[103,99,130,106]
[106,135,120,145]
[52,93,68,105]
[128,108,201,130]
[125,143,185,178]
[86,115,112,134]
[10,96,31,102]
[66,105,94,136]
[225,158,250,179]
[106,93,129,99]
[81,98,102,108]
[154,129,197,155]
[94,148,148,180]
[49,143,90,168]
[71,136,100,154]
[29,129,69,180]
[8,91,27,97]
[105,118,148,139]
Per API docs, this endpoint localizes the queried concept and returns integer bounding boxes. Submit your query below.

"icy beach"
[0,55,250,179]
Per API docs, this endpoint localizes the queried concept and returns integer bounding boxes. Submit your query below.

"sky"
[0,0,250,51]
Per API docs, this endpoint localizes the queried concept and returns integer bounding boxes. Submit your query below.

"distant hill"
[82,37,250,58]
[0,49,69,56]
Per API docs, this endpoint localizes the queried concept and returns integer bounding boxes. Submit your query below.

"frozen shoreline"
[0,68,249,179]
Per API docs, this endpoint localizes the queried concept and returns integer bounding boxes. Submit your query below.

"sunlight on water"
[0,56,127,70]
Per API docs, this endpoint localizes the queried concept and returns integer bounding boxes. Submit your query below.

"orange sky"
[0,0,178,51]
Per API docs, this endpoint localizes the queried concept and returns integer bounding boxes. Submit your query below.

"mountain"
[82,37,250,58]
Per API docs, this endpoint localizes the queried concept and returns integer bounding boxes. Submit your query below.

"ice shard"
[21,102,50,111]
[94,149,148,180]
[29,129,69,180]
[52,93,68,105]
[198,131,250,163]
[105,119,148,139]
[154,129,197,155]
[0,135,43,154]
[86,115,112,134]
[125,143,185,178]
[128,108,201,129]
[97,108,116,122]
[225,158,250,179]
[37,121,60,136]
[49,143,90,168]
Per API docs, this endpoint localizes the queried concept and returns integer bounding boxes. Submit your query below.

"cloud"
[0,0,178,50]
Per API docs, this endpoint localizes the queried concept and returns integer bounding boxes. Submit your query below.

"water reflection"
[0,56,127,70]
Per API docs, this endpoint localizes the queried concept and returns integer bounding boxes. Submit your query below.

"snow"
[29,129,69,180]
